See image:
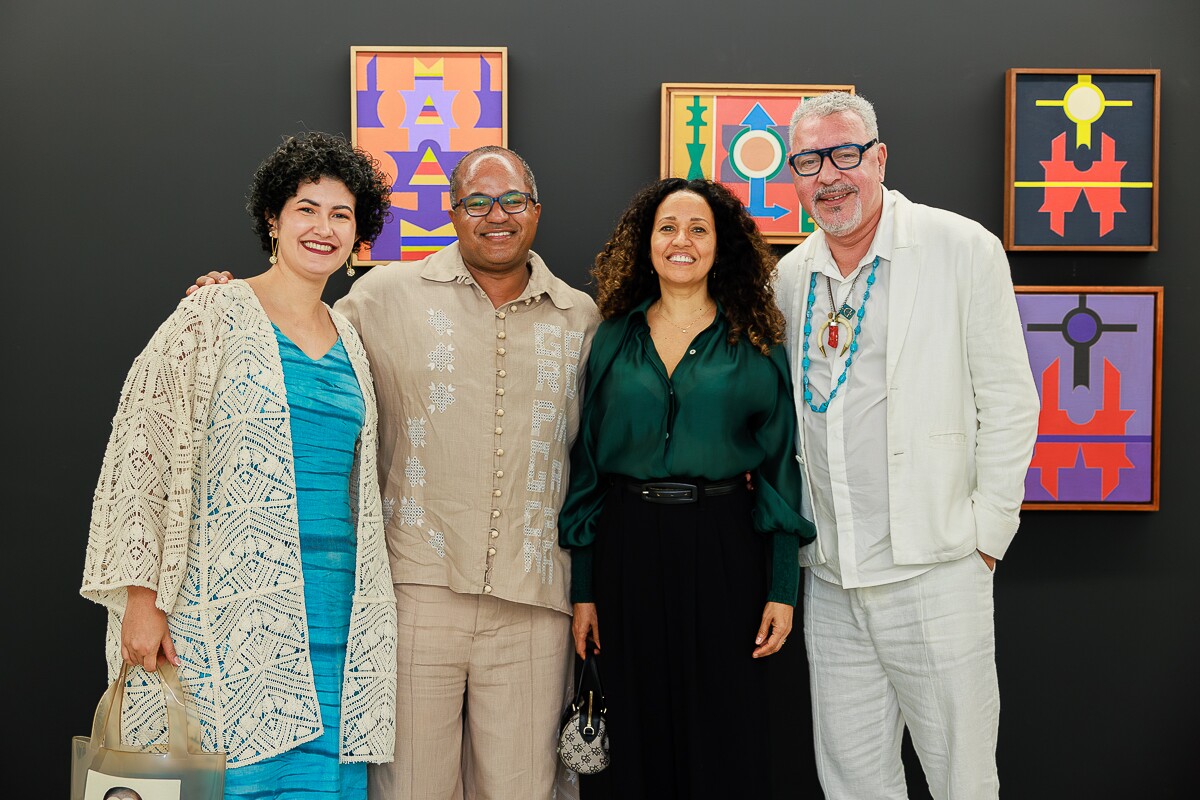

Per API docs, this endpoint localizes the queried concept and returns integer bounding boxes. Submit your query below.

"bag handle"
[572,648,606,707]
[91,662,203,756]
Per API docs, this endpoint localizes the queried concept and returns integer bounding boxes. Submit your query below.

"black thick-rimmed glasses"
[451,191,536,217]
[788,139,879,177]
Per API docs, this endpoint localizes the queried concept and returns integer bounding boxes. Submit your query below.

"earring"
[269,230,279,265]
[345,256,356,277]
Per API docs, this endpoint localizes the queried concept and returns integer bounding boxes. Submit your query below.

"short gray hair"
[448,146,539,204]
[788,91,880,147]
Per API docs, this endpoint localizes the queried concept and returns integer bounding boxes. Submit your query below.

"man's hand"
[184,271,234,296]
[752,601,793,658]
[571,603,601,661]
[121,586,180,671]
[978,550,997,572]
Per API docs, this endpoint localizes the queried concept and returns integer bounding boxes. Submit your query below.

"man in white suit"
[775,91,1039,800]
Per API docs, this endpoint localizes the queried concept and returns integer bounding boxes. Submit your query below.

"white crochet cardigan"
[81,281,397,766]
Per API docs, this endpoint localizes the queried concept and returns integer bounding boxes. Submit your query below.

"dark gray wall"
[4,2,1196,797]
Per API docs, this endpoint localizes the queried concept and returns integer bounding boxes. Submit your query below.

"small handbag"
[71,661,226,800]
[556,649,610,774]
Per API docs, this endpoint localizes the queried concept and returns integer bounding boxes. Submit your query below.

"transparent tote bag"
[71,661,225,800]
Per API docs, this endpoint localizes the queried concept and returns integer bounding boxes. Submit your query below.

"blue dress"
[224,327,368,799]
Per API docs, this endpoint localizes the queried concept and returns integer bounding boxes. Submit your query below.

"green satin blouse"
[560,298,815,604]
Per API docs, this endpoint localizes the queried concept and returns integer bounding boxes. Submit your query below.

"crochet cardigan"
[81,281,397,766]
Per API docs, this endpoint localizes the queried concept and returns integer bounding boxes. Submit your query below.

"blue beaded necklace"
[801,256,880,413]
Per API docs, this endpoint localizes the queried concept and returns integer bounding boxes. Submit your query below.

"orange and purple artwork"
[661,83,852,245]
[351,47,506,265]
[1016,287,1162,510]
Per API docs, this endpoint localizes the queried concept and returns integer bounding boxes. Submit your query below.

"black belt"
[620,476,744,505]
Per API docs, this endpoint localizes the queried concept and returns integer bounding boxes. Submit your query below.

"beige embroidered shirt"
[336,244,600,615]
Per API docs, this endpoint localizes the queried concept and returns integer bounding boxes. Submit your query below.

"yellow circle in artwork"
[1063,83,1105,124]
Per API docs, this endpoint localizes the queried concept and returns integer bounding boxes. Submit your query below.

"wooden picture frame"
[1015,286,1163,511]
[1004,68,1160,252]
[350,46,507,266]
[661,82,854,245]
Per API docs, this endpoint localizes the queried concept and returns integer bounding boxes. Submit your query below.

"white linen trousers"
[804,553,1000,800]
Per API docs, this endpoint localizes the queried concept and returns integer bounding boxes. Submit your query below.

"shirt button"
[495,426,503,435]
[666,432,671,439]
[497,369,507,377]
[689,349,696,355]
[495,470,504,478]
[493,489,502,497]
[496,448,504,456]
[497,331,506,339]
[496,388,504,396]
[511,304,519,312]
[491,509,501,518]
[497,311,506,320]
[483,584,493,594]
[496,408,505,416]
[490,528,499,538]
[497,347,506,355]
[487,547,496,556]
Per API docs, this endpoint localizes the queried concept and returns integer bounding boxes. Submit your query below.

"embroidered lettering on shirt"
[531,399,556,437]
[536,359,561,393]
[534,322,562,357]
[526,440,551,492]
[523,500,556,583]
[564,329,584,360]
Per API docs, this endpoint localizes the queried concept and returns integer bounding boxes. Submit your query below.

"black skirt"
[580,479,772,800]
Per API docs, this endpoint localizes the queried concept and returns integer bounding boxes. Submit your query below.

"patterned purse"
[556,649,610,774]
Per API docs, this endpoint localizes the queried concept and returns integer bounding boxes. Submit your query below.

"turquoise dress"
[224,327,368,799]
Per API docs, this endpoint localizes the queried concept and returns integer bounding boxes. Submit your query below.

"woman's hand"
[751,601,793,658]
[184,271,234,297]
[571,603,601,661]
[121,586,180,671]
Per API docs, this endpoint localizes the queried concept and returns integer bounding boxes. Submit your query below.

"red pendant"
[827,324,839,349]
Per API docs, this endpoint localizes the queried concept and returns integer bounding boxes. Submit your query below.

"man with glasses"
[344,145,599,799]
[775,92,1038,799]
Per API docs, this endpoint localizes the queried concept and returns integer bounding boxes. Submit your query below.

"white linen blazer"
[776,190,1039,566]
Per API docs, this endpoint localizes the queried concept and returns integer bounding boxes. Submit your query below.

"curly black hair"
[246,131,392,253]
[592,178,785,354]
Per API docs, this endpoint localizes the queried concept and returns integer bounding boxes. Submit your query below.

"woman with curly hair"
[82,131,397,799]
[560,177,815,798]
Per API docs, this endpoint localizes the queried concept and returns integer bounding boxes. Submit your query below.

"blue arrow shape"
[740,103,775,131]
[747,178,789,219]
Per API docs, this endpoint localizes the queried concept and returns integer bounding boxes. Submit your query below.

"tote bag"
[71,662,225,800]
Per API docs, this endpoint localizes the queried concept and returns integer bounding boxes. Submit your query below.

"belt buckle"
[641,482,698,504]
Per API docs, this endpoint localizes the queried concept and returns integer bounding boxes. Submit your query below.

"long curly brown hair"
[592,178,785,354]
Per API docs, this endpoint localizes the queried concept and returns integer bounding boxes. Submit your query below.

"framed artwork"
[351,46,507,266]
[1004,68,1160,252]
[1015,286,1163,511]
[661,82,854,245]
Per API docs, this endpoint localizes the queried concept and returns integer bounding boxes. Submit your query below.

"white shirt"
[801,191,932,589]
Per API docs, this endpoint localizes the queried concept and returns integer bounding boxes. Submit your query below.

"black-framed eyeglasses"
[787,139,879,177]
[451,191,536,217]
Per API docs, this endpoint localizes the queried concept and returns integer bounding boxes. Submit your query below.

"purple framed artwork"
[1016,286,1163,511]
[351,46,507,266]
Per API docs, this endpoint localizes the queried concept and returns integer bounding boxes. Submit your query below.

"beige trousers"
[368,583,572,800]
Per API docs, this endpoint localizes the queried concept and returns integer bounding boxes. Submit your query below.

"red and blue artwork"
[1005,69,1159,251]
[1016,287,1162,510]
[662,84,852,245]
[352,47,506,265]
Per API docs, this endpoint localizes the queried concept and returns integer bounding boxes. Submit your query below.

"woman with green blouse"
[559,178,815,798]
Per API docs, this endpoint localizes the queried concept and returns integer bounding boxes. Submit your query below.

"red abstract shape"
[1039,133,1127,236]
[1030,358,1135,499]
